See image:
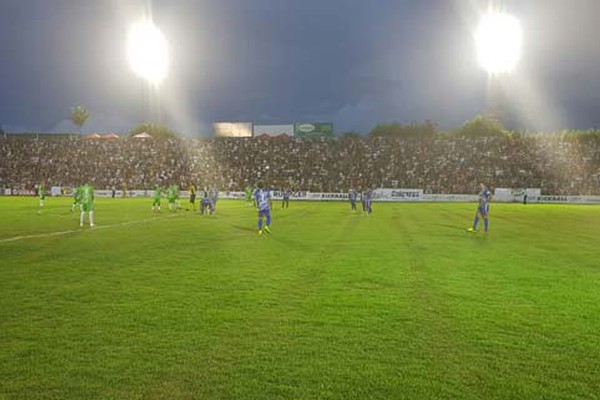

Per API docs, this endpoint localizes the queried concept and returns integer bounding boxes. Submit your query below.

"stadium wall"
[6,188,600,204]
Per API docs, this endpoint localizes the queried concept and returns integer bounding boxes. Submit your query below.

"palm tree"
[70,105,90,136]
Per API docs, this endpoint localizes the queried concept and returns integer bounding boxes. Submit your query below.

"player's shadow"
[230,225,256,233]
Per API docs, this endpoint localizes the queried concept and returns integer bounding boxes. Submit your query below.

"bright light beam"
[475,12,522,75]
[127,20,169,85]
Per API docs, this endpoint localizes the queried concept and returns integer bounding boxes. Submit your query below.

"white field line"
[0,213,185,244]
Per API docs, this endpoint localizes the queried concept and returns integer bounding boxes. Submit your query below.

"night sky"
[0,0,599,135]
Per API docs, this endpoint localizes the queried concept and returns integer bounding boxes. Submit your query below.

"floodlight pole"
[486,72,514,127]
[140,79,161,124]
[150,84,162,123]
[486,75,502,121]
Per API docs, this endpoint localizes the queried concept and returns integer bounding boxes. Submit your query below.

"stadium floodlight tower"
[475,10,522,124]
[127,19,169,122]
[475,11,522,75]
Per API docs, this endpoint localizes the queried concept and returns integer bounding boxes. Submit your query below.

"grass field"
[1,196,600,400]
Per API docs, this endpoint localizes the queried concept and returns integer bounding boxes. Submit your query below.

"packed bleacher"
[1,135,600,195]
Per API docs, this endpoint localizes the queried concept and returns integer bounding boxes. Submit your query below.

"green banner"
[294,123,334,138]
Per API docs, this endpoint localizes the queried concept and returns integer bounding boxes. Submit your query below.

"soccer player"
[348,188,357,211]
[281,188,290,209]
[38,183,45,208]
[152,185,162,212]
[244,185,254,207]
[200,187,214,215]
[468,182,492,233]
[209,187,218,213]
[79,183,94,227]
[254,182,272,235]
[71,186,82,212]
[360,189,368,213]
[189,184,196,211]
[167,184,179,211]
[363,188,373,215]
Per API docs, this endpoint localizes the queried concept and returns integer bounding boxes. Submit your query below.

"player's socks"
[90,211,94,227]
[484,218,488,232]
[258,218,263,231]
[473,216,479,230]
[80,211,84,227]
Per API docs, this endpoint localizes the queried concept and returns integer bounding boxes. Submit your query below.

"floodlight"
[127,20,169,85]
[475,12,522,74]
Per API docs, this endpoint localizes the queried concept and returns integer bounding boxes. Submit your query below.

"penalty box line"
[0,213,187,244]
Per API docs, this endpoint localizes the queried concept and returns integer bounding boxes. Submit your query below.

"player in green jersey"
[167,184,179,211]
[71,186,82,212]
[152,186,162,212]
[38,183,45,208]
[79,184,95,227]
[244,185,254,207]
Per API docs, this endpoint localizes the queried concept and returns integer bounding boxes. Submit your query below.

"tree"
[369,120,436,138]
[127,122,179,139]
[455,115,506,137]
[70,105,90,135]
[339,131,362,139]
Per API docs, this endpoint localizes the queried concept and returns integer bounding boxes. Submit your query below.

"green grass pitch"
[1,197,600,399]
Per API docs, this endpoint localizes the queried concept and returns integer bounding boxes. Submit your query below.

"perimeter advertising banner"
[373,189,423,201]
[294,122,334,138]
[213,122,253,138]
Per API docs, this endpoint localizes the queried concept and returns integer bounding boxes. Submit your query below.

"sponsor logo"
[297,124,316,133]
[391,190,421,198]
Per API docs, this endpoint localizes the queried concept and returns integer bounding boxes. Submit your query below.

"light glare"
[475,12,522,75]
[127,20,169,85]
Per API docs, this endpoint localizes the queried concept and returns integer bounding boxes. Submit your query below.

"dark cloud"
[0,0,599,134]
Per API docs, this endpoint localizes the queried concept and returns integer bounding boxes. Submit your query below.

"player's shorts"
[258,208,271,219]
[190,194,196,203]
[40,194,45,200]
[478,204,490,216]
[152,198,161,206]
[81,202,93,212]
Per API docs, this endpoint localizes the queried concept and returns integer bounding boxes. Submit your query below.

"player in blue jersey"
[348,188,357,210]
[281,188,290,209]
[254,182,272,235]
[363,188,373,214]
[200,187,214,215]
[359,190,366,212]
[209,187,219,213]
[468,183,492,233]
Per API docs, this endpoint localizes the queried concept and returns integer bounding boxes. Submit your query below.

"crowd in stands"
[1,134,600,195]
